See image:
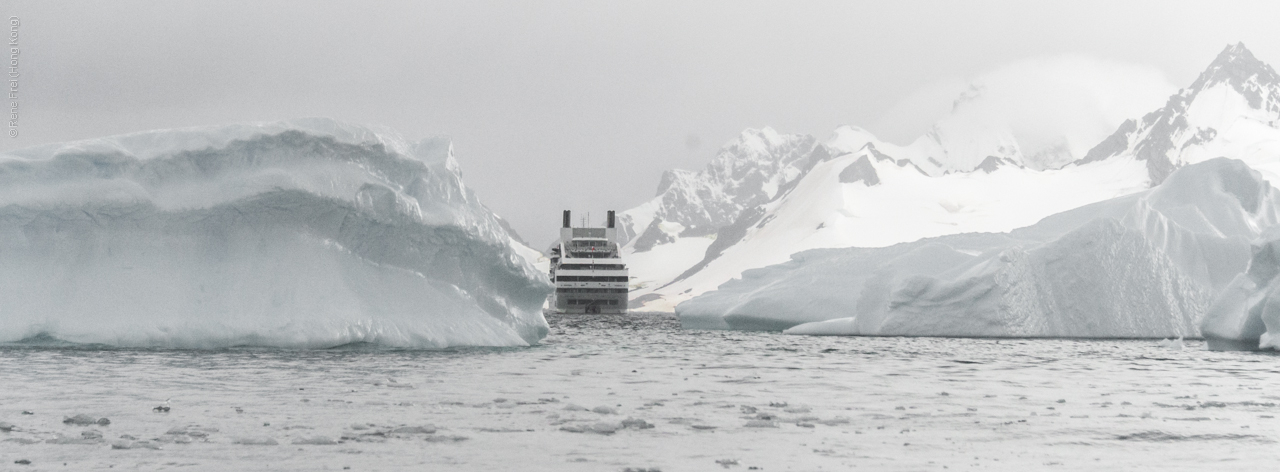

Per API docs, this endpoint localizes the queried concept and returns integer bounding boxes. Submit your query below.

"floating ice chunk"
[291,436,338,445]
[589,422,621,434]
[389,425,437,435]
[374,379,414,389]
[46,434,102,445]
[232,437,279,446]
[558,422,623,434]
[165,425,217,438]
[111,439,161,450]
[621,418,655,429]
[61,415,109,426]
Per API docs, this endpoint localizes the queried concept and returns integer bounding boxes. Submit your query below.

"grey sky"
[4,0,1279,246]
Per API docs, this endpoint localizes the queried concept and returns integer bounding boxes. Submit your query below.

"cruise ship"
[548,210,629,314]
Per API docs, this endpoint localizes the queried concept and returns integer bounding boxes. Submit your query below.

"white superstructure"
[548,210,629,314]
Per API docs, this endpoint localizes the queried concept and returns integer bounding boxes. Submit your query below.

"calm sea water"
[2,313,1279,471]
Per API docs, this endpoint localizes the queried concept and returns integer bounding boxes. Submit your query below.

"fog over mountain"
[5,0,1280,246]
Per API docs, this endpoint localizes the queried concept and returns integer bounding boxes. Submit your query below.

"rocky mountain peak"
[1077,43,1280,185]
[619,128,821,248]
[1191,42,1280,100]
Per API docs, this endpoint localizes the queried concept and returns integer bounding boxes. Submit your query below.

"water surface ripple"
[2,313,1279,470]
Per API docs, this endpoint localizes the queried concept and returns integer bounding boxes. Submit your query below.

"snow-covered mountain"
[621,121,1040,311]
[1079,43,1280,185]
[681,158,1278,337]
[619,128,821,246]
[631,132,1147,311]
[627,43,1280,313]
[619,93,1078,306]
[618,128,826,302]
[0,118,552,348]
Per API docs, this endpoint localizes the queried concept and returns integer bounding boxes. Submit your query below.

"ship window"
[554,276,629,282]
[556,288,629,294]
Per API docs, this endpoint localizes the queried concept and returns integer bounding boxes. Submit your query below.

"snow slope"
[679,158,1279,337]
[0,118,552,348]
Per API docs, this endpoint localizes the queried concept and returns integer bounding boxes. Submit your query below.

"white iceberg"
[679,158,1280,338]
[0,118,551,348]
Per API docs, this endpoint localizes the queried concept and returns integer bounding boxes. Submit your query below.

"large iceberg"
[678,158,1280,338]
[0,118,551,348]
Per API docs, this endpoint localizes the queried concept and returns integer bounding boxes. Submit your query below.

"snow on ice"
[0,118,551,348]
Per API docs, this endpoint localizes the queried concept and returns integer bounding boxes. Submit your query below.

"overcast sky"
[5,0,1280,246]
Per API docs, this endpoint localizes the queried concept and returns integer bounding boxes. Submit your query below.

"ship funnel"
[562,210,571,228]
[607,210,615,228]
